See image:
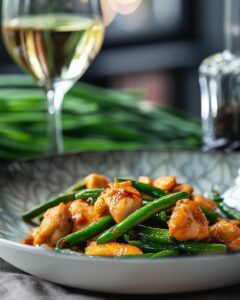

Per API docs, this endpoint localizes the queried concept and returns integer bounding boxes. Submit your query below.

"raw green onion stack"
[0,75,201,160]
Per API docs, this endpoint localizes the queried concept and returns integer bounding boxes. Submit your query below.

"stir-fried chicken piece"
[228,238,240,251]
[209,219,240,252]
[84,173,109,189]
[33,203,72,247]
[192,194,217,212]
[153,176,177,191]
[228,219,240,227]
[94,181,142,223]
[172,184,193,194]
[168,199,209,241]
[93,193,108,217]
[22,235,34,246]
[22,228,38,246]
[69,199,95,232]
[85,241,143,256]
[138,176,153,185]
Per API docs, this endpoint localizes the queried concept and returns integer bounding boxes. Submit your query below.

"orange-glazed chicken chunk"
[94,181,142,223]
[22,228,38,246]
[153,176,176,191]
[69,199,95,232]
[33,203,72,247]
[84,173,109,189]
[228,219,240,227]
[192,194,217,212]
[168,199,209,241]
[172,184,193,194]
[209,219,240,252]
[138,176,153,185]
[85,241,143,257]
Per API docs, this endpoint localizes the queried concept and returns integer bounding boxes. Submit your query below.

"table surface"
[1,258,240,300]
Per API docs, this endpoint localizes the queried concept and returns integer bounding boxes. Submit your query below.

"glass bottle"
[199,0,240,150]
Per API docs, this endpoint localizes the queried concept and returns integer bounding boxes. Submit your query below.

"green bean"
[128,240,178,252]
[38,214,44,223]
[97,192,189,244]
[114,178,166,198]
[211,189,223,203]
[135,225,175,244]
[211,189,240,220]
[200,207,218,224]
[118,253,154,259]
[56,215,114,249]
[75,189,104,204]
[210,189,228,218]
[151,250,180,258]
[22,178,86,221]
[22,188,103,222]
[128,240,227,254]
[159,211,168,222]
[22,193,76,221]
[65,180,86,193]
[122,233,134,244]
[178,242,227,254]
[147,211,169,225]
[217,202,240,220]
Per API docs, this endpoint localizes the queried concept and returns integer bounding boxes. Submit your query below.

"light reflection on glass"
[101,0,142,25]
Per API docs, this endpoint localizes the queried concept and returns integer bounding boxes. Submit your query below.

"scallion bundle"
[0,75,201,160]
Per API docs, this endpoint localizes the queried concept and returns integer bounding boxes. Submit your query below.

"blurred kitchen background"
[0,0,224,118]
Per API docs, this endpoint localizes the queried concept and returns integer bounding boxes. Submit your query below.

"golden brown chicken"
[84,173,109,189]
[69,199,95,232]
[33,203,72,247]
[192,194,217,212]
[153,176,177,191]
[94,181,142,223]
[85,241,143,256]
[172,184,193,194]
[138,176,153,185]
[228,219,240,227]
[22,228,38,246]
[168,199,209,241]
[209,219,240,252]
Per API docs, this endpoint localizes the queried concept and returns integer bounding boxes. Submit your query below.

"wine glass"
[2,0,105,153]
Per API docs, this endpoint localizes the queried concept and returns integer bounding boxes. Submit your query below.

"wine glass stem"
[46,88,64,153]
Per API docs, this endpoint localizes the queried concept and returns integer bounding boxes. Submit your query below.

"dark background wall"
[0,0,224,117]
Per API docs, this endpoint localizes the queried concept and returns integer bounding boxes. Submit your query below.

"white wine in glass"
[2,1,105,153]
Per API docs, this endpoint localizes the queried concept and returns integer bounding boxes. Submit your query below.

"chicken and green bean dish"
[22,173,240,258]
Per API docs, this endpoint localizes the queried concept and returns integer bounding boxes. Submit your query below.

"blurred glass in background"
[0,0,224,116]
[0,0,225,161]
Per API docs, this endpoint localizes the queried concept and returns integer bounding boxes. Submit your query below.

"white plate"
[1,150,240,294]
[1,239,240,294]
